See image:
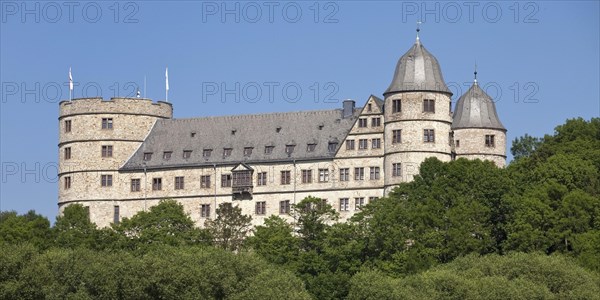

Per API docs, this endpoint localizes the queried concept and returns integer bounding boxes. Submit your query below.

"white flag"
[165,67,169,91]
[69,67,73,91]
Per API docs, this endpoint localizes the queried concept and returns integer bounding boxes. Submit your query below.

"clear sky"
[1,1,599,222]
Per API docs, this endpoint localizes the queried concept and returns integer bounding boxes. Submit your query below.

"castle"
[58,35,506,227]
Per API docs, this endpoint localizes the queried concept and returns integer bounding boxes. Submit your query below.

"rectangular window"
[485,135,496,147]
[203,149,212,158]
[244,147,253,156]
[113,205,120,224]
[393,99,401,113]
[346,140,355,150]
[64,147,71,160]
[358,139,368,150]
[223,148,232,157]
[101,174,113,187]
[307,144,316,152]
[163,151,172,160]
[64,120,72,132]
[369,196,379,203]
[279,200,290,214]
[200,175,211,188]
[424,129,435,143]
[285,145,295,154]
[370,167,380,180]
[281,171,291,185]
[130,178,140,192]
[392,130,402,143]
[318,169,329,182]
[354,167,365,181]
[367,103,372,112]
[301,169,312,184]
[221,174,232,187]
[392,163,402,177]
[371,117,381,127]
[358,118,368,128]
[449,132,453,146]
[101,145,113,158]
[152,177,162,190]
[339,168,350,181]
[64,176,71,189]
[143,152,152,161]
[255,201,266,215]
[201,204,211,218]
[175,176,185,190]
[183,150,192,159]
[372,138,381,149]
[339,198,349,211]
[265,146,274,155]
[456,140,460,147]
[423,99,435,113]
[355,197,365,210]
[257,172,267,186]
[101,118,113,129]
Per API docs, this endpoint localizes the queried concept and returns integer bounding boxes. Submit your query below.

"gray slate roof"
[452,82,505,131]
[121,109,359,170]
[384,39,451,95]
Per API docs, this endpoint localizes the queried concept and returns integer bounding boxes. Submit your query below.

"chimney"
[342,99,355,119]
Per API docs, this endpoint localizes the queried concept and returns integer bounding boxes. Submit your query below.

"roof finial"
[474,61,478,84]
[416,20,422,42]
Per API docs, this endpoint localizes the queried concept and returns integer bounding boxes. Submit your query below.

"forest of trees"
[1,117,599,299]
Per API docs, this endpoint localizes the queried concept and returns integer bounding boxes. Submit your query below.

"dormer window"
[328,142,338,152]
[244,147,253,156]
[276,127,281,133]
[265,146,274,155]
[231,130,237,135]
[163,151,172,160]
[191,132,196,138]
[285,145,295,154]
[307,144,316,152]
[318,124,324,130]
[203,149,212,157]
[223,148,232,157]
[143,152,152,161]
[183,150,192,159]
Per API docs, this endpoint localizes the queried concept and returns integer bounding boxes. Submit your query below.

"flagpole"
[165,67,169,102]
[144,75,147,98]
[69,67,73,101]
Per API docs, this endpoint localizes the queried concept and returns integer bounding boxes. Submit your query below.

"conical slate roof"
[452,82,505,131]
[384,38,451,95]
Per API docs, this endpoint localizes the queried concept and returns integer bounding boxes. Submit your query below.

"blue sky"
[1,1,599,221]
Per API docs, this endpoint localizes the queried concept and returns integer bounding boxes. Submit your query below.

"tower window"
[485,135,496,147]
[358,118,368,128]
[392,163,402,177]
[64,176,71,189]
[423,99,435,113]
[175,176,185,190]
[101,175,113,187]
[64,120,72,132]
[101,118,113,129]
[152,178,162,190]
[372,117,381,127]
[392,130,402,144]
[392,99,401,113]
[64,147,71,160]
[424,129,435,143]
[346,140,355,150]
[280,171,291,185]
[131,179,140,192]
[183,150,192,159]
[101,145,113,157]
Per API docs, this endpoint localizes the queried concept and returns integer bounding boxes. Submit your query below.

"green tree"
[292,196,338,252]
[247,215,299,265]
[0,210,52,250]
[53,204,99,249]
[511,133,542,160]
[205,202,252,251]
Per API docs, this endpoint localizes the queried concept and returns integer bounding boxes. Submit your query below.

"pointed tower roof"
[384,37,451,95]
[452,80,505,131]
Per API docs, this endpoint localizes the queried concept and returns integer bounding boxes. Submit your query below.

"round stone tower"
[383,36,453,192]
[58,97,172,223]
[452,76,507,167]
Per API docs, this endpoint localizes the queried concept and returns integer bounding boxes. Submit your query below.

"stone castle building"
[58,35,506,227]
